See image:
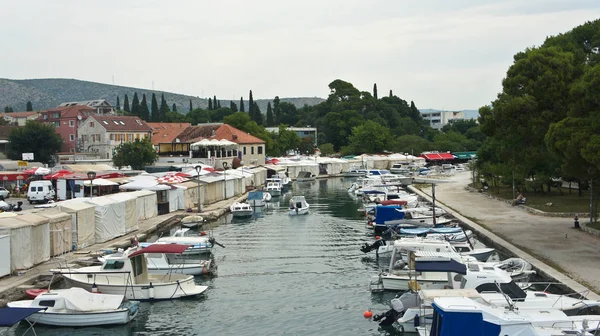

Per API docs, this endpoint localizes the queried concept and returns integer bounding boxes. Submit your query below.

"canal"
[15,177,403,336]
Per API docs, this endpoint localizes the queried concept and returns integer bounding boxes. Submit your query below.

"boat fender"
[148,282,155,299]
[91,283,101,293]
[413,314,420,327]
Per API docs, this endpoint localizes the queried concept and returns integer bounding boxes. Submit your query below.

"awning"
[0,172,28,181]
[452,152,477,160]
[420,153,455,161]
[128,244,191,258]
[0,307,46,326]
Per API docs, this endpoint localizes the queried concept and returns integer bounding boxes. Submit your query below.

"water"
[14,178,402,336]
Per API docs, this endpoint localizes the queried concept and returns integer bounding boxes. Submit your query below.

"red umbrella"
[157,175,186,184]
[44,170,73,180]
[203,167,216,173]
[165,171,192,178]
[22,168,38,175]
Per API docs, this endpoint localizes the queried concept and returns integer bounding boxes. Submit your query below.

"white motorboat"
[276,172,292,188]
[53,244,208,301]
[100,247,213,276]
[230,202,254,218]
[265,180,282,196]
[289,195,310,215]
[155,228,213,255]
[180,215,204,229]
[7,288,139,327]
[296,171,316,182]
[343,166,367,178]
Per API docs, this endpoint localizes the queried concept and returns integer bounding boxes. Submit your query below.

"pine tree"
[266,102,274,126]
[26,101,33,111]
[273,96,281,125]
[131,93,140,116]
[240,97,245,112]
[373,83,378,100]
[159,94,170,121]
[172,104,177,112]
[213,95,217,109]
[208,98,213,111]
[410,101,421,120]
[116,96,120,110]
[389,90,393,98]
[189,99,193,112]
[253,102,263,125]
[248,90,254,120]
[124,94,130,112]
[140,94,150,121]
[217,100,221,108]
[230,101,238,112]
[151,93,159,122]
[4,106,14,113]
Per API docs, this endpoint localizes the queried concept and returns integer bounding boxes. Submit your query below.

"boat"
[180,215,204,229]
[155,228,213,255]
[289,196,310,215]
[100,247,213,276]
[343,166,367,178]
[265,180,282,197]
[247,190,271,207]
[276,172,293,189]
[53,244,208,301]
[369,206,455,235]
[296,171,316,182]
[7,288,139,327]
[230,202,254,218]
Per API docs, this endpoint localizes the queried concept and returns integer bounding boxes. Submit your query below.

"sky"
[1,0,599,110]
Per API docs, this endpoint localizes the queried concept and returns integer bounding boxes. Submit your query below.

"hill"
[0,78,325,113]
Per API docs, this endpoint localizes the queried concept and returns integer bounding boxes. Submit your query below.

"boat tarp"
[128,243,190,258]
[127,190,158,220]
[57,287,124,311]
[33,209,72,257]
[168,188,185,212]
[105,193,138,233]
[374,205,405,224]
[181,215,203,224]
[247,191,264,201]
[0,218,33,271]
[414,259,467,275]
[399,227,462,235]
[16,213,50,266]
[0,307,46,326]
[58,200,96,250]
[175,182,200,210]
[84,196,127,243]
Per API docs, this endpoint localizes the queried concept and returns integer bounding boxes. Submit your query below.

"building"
[59,99,114,114]
[147,122,191,153]
[78,115,152,159]
[0,111,40,126]
[421,110,466,129]
[265,126,317,145]
[0,126,14,158]
[38,105,101,153]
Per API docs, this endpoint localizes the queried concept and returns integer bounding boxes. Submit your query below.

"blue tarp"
[0,307,45,326]
[400,227,462,235]
[374,205,405,224]
[362,190,386,195]
[414,259,467,275]
[247,191,264,201]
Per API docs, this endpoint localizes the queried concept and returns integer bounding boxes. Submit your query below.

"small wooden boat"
[289,196,310,216]
[180,215,204,229]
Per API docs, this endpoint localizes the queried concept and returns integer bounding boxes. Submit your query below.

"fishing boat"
[100,247,213,276]
[289,196,310,215]
[7,288,139,327]
[155,228,213,255]
[247,190,271,207]
[343,166,367,178]
[230,202,254,218]
[180,215,204,229]
[265,180,282,197]
[296,171,316,182]
[53,244,208,301]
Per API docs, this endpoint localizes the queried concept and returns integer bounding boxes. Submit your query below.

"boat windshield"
[474,281,526,300]
[104,260,125,270]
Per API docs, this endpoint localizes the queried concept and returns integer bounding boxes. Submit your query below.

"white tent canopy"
[83,178,118,186]
[84,196,127,243]
[119,177,171,191]
[191,138,238,149]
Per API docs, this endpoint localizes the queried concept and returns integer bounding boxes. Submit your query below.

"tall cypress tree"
[151,93,159,122]
[240,97,245,112]
[131,93,140,116]
[217,100,221,108]
[273,96,281,125]
[116,96,121,110]
[253,102,263,125]
[159,94,170,121]
[266,102,274,126]
[213,95,218,109]
[189,99,193,112]
[389,90,393,98]
[172,103,177,112]
[123,94,130,112]
[248,90,254,120]
[373,83,378,100]
[140,94,150,121]
[230,101,238,112]
[409,101,421,120]
[26,101,33,111]
[208,98,213,111]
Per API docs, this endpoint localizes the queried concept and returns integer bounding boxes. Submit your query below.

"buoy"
[363,309,373,318]
[200,231,207,236]
[375,236,381,240]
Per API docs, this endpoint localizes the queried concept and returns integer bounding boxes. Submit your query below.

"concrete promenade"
[410,171,600,300]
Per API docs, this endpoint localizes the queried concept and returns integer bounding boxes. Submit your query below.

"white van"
[27,180,55,204]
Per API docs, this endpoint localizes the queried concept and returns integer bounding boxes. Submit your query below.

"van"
[27,180,55,204]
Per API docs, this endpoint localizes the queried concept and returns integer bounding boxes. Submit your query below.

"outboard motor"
[12,201,23,212]
[373,295,406,326]
[360,237,386,254]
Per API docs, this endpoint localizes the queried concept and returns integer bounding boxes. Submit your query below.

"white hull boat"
[266,180,282,197]
[180,215,204,229]
[155,228,213,255]
[7,288,139,327]
[230,202,254,218]
[101,250,213,276]
[289,195,310,216]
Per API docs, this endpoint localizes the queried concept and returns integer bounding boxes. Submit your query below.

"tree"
[273,96,281,124]
[249,90,254,120]
[389,90,393,98]
[131,93,140,116]
[26,101,33,111]
[208,98,213,111]
[150,93,159,122]
[115,96,120,111]
[189,99,193,112]
[345,120,390,154]
[319,143,335,156]
[373,83,378,99]
[270,125,301,155]
[266,102,274,126]
[230,101,238,112]
[252,102,263,125]
[172,103,177,112]
[213,95,218,109]
[7,121,62,164]
[239,97,245,112]
[140,94,150,121]
[159,94,170,121]
[4,106,14,113]
[409,101,421,120]
[298,137,315,155]
[0,117,8,126]
[112,137,158,170]
[123,94,130,112]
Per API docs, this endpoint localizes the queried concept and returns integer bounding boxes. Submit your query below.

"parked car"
[0,187,9,199]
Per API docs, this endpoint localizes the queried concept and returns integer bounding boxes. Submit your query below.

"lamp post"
[222,162,228,199]
[87,171,96,199]
[195,166,203,212]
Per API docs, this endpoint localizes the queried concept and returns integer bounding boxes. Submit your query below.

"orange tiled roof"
[0,111,39,118]
[40,105,95,119]
[176,123,265,144]
[147,122,191,145]
[217,124,265,144]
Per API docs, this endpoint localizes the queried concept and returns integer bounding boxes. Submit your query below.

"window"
[43,114,48,120]
[113,120,119,125]
[103,260,125,270]
[52,121,60,127]
[38,300,56,307]
[69,120,75,127]
[70,148,75,153]
[89,122,95,127]
[103,120,109,125]
[51,112,60,118]
[258,146,263,154]
[69,134,74,141]
[132,255,144,277]
[243,147,246,155]
[251,146,254,155]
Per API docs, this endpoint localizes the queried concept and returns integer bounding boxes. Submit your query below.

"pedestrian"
[574,215,580,229]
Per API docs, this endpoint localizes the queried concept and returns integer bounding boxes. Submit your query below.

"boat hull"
[231,210,253,218]
[380,273,447,291]
[147,265,209,276]
[289,208,309,216]
[267,190,281,196]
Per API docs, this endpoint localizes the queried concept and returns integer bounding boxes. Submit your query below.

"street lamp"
[195,166,203,212]
[222,162,228,199]
[87,171,96,199]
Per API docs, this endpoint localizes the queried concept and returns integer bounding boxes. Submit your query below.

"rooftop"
[40,105,96,119]
[0,111,39,118]
[88,115,152,132]
[147,122,191,145]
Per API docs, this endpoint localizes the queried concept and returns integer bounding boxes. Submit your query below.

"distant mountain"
[0,78,325,113]
[420,108,479,119]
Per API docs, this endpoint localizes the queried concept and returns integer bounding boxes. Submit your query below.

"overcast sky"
[1,0,599,110]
